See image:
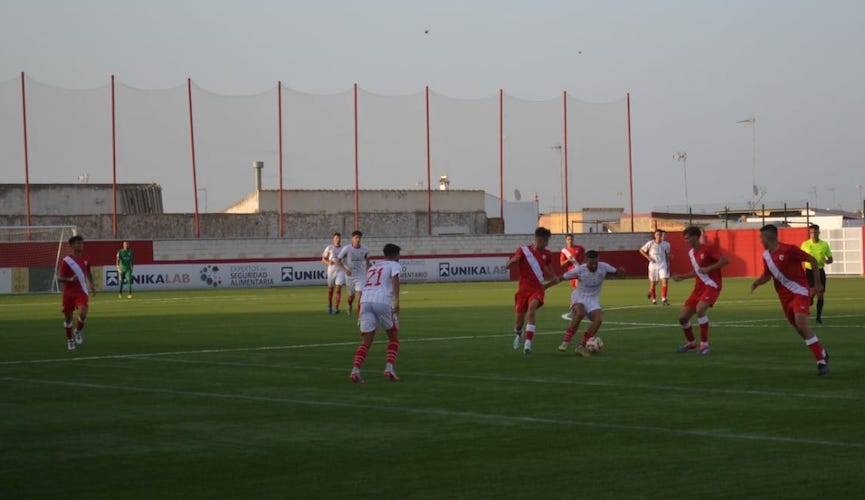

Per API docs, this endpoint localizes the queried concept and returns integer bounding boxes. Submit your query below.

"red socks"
[76,319,85,333]
[806,336,826,362]
[64,322,73,340]
[580,331,593,346]
[353,344,370,368]
[649,284,657,300]
[563,328,576,343]
[386,337,399,364]
[661,284,668,300]
[681,323,695,342]
[525,324,536,341]
[698,317,710,343]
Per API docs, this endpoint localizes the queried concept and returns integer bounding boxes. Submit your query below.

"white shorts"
[346,275,363,293]
[648,263,670,281]
[359,301,397,333]
[571,292,602,314]
[327,268,346,287]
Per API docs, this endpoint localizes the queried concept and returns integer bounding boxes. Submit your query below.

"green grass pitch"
[2,278,864,499]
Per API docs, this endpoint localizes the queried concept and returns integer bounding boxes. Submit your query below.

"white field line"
[3,293,864,309]
[3,313,862,367]
[2,375,863,450]
[132,356,865,403]
[0,326,654,367]
[0,295,269,308]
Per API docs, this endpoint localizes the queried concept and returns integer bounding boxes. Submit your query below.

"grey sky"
[1,0,863,213]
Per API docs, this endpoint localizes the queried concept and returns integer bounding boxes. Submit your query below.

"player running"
[505,227,556,355]
[672,226,729,356]
[559,233,586,320]
[640,229,671,305]
[349,243,403,383]
[115,241,134,299]
[57,235,96,351]
[751,224,829,376]
[545,250,625,356]
[338,230,371,317]
[800,224,833,324]
[322,232,345,315]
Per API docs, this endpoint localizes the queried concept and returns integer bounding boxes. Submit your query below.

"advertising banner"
[99,255,511,291]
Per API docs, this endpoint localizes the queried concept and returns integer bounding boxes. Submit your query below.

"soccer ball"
[585,336,604,353]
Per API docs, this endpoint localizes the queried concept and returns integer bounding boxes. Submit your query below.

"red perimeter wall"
[2,227,858,279]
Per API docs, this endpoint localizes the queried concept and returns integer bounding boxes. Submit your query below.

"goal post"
[0,226,78,293]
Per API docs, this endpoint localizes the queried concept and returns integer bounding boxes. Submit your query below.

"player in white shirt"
[338,230,371,317]
[545,250,625,356]
[322,232,345,315]
[349,243,403,383]
[640,229,672,305]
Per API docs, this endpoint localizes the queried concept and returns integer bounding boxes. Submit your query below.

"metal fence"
[1,73,635,237]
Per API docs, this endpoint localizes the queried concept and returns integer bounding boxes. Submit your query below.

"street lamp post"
[551,144,565,232]
[737,116,757,206]
[673,151,689,210]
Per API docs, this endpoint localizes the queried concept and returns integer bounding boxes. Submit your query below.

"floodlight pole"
[563,91,569,232]
[737,116,757,206]
[187,78,201,238]
[674,151,689,210]
[425,86,432,235]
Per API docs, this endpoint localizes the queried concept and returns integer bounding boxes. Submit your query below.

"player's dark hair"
[351,230,363,237]
[333,232,341,237]
[565,233,574,239]
[586,250,599,259]
[760,224,778,235]
[809,224,820,231]
[654,229,664,234]
[68,235,83,245]
[534,227,552,238]
[383,243,401,258]
[682,226,701,238]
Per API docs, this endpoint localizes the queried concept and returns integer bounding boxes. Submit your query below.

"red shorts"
[684,286,720,309]
[515,287,545,314]
[781,294,810,325]
[62,292,89,315]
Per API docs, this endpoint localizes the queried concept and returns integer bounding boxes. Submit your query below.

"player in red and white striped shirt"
[751,224,829,375]
[505,227,556,355]
[671,226,729,356]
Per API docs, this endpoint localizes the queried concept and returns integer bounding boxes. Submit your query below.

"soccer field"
[2,278,864,499]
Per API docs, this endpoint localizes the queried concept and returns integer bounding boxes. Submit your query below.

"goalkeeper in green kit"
[116,241,134,299]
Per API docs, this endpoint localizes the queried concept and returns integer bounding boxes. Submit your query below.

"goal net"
[0,226,77,293]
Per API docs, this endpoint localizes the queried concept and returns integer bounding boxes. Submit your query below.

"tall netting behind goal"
[0,226,77,293]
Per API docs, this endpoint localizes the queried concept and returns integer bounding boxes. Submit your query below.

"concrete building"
[539,208,625,234]
[224,189,489,215]
[0,184,163,216]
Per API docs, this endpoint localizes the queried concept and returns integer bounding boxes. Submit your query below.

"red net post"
[187,78,201,238]
[20,72,32,228]
[277,82,285,238]
[353,83,359,230]
[110,74,118,238]
[563,90,569,231]
[425,85,432,235]
[627,92,635,232]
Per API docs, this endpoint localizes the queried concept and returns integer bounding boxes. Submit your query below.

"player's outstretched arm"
[750,273,771,293]
[543,275,563,290]
[700,255,729,274]
[505,254,520,269]
[392,275,400,314]
[672,272,694,282]
[805,255,825,293]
